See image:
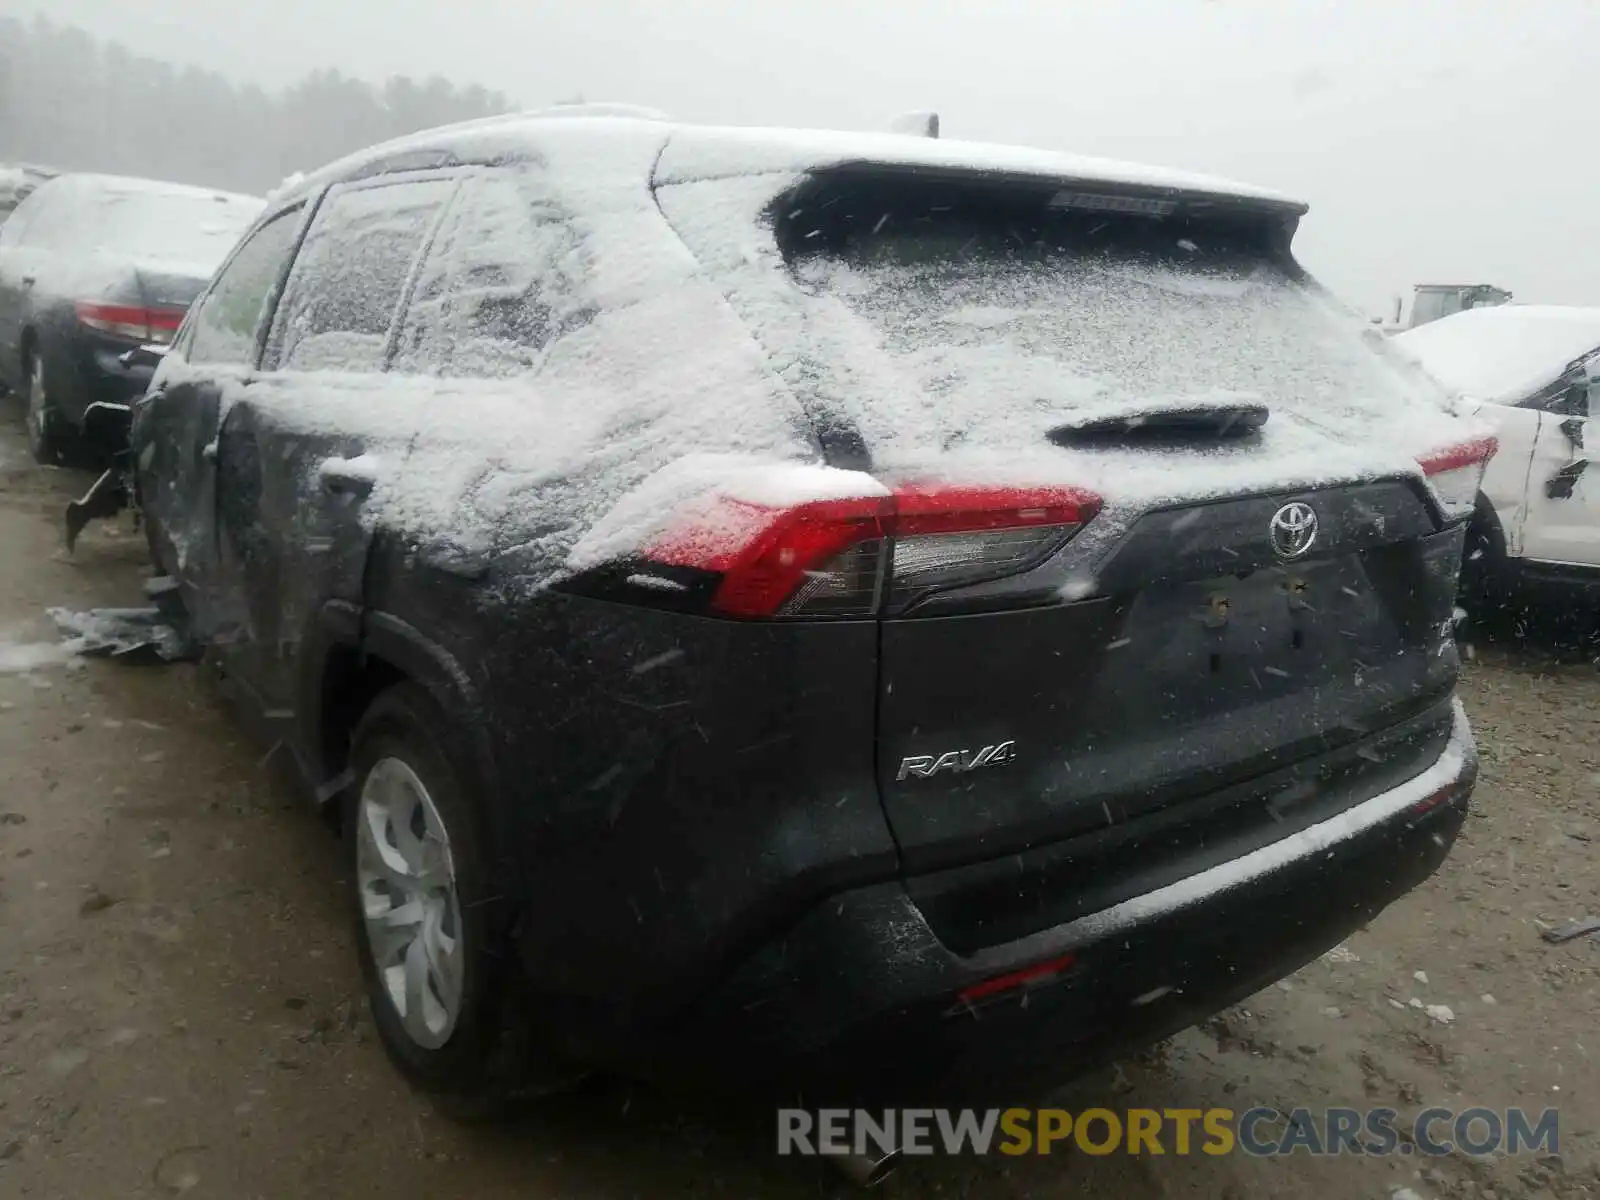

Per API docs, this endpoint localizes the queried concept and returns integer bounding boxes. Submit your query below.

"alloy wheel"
[355,756,465,1050]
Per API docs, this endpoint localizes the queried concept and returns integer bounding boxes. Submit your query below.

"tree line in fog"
[0,16,515,197]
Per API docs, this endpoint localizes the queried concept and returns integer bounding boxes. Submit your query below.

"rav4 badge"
[897,741,1018,781]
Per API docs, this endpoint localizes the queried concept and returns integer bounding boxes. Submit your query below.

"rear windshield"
[777,175,1440,440]
[88,188,261,266]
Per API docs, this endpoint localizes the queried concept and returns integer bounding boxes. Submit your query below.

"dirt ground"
[0,406,1596,1200]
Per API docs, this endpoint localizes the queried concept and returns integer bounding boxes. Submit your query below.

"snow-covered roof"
[46,172,261,207]
[523,102,672,121]
[279,114,1305,214]
[1394,305,1600,404]
[1,163,59,209]
[0,163,57,184]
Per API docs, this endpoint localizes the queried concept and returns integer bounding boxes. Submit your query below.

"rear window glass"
[775,175,1440,446]
[88,188,261,265]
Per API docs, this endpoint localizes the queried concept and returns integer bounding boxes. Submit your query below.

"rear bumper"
[81,340,154,409]
[46,330,153,433]
[651,700,1477,1102]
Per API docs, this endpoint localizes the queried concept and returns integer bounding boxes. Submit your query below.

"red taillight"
[1416,436,1497,520]
[147,308,185,336]
[75,301,187,346]
[957,953,1077,1006]
[891,483,1096,535]
[1418,436,1498,476]
[641,483,1102,619]
[646,495,894,619]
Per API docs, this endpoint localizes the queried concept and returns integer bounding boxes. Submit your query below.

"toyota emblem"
[1269,501,1318,559]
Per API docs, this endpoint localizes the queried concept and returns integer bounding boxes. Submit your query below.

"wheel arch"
[1469,490,1508,558]
[302,604,504,831]
[1460,490,1515,612]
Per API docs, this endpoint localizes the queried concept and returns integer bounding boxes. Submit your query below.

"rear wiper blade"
[1048,404,1269,447]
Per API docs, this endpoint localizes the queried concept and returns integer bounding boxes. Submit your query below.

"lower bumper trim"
[651,700,1477,1099]
[966,697,1476,972]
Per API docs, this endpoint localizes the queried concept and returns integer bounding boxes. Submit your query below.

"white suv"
[1396,306,1600,608]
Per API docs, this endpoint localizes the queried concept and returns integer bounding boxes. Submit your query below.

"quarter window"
[394,171,593,379]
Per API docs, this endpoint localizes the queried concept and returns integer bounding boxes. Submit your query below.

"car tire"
[25,353,67,465]
[344,681,576,1118]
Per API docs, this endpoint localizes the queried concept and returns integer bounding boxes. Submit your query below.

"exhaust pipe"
[829,1147,902,1188]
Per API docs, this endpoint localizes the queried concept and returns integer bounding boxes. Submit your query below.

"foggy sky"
[4,0,1595,315]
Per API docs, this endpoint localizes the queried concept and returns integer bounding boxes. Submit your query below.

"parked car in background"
[0,172,262,462]
[0,163,58,225]
[1395,306,1600,610]
[135,112,1486,1115]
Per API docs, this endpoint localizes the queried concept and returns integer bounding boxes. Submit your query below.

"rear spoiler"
[652,125,1307,219]
[764,162,1307,270]
[788,160,1309,221]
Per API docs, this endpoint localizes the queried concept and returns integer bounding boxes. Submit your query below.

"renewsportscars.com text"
[777,1106,1559,1158]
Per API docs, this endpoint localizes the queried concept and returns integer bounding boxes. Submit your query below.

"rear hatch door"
[760,168,1473,883]
[876,478,1460,873]
[652,157,1480,944]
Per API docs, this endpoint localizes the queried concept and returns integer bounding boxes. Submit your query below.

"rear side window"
[187,207,305,366]
[394,171,594,379]
[266,177,455,373]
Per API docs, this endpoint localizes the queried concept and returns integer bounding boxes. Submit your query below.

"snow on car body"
[1395,305,1600,606]
[131,112,1487,1107]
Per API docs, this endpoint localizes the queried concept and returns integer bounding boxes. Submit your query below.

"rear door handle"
[20,275,35,287]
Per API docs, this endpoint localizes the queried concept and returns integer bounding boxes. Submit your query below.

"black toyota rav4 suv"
[131,111,1489,1111]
